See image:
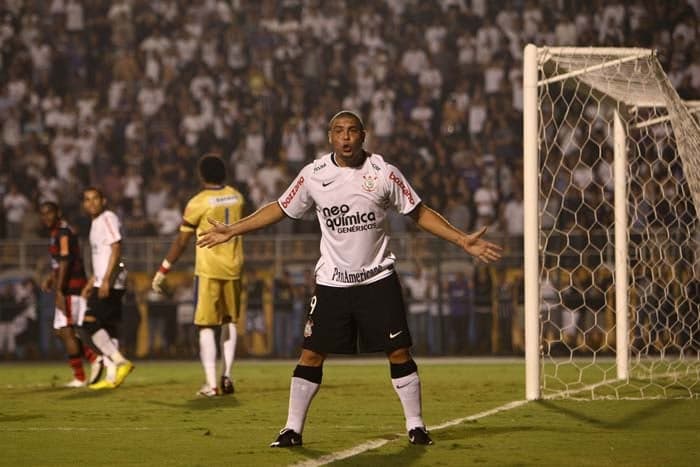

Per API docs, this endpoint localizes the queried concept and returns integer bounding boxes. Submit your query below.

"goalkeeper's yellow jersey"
[181,185,244,279]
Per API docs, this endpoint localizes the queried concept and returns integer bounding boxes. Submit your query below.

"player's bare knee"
[298,349,325,367]
[81,318,101,335]
[387,347,411,364]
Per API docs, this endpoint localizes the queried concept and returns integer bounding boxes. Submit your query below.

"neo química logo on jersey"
[322,204,377,233]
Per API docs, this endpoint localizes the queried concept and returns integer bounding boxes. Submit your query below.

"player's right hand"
[152,271,166,294]
[41,275,54,292]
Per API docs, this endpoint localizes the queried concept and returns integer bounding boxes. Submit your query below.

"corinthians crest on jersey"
[277,152,421,288]
[362,173,378,192]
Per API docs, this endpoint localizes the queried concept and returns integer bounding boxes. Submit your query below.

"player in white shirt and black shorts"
[80,187,134,389]
[197,110,503,448]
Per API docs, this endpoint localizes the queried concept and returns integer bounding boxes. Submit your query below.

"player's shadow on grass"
[57,382,156,399]
[435,423,556,442]
[0,413,44,423]
[145,397,241,410]
[535,398,681,429]
[59,389,123,400]
[313,433,427,466]
[28,386,80,395]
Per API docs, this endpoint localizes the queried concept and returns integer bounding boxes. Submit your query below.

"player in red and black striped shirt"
[39,201,103,387]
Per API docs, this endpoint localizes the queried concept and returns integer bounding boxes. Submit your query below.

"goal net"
[523,45,700,400]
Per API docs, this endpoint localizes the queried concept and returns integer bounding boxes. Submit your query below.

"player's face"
[39,205,58,228]
[82,190,106,218]
[328,116,365,166]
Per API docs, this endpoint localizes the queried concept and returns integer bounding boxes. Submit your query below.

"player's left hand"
[458,227,503,263]
[54,290,65,311]
[98,282,110,299]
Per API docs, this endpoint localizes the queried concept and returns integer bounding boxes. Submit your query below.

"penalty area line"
[290,399,528,467]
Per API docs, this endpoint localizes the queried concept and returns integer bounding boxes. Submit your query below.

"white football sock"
[91,330,125,364]
[285,377,320,434]
[104,338,120,382]
[105,357,117,382]
[199,327,217,390]
[220,322,237,378]
[392,372,424,431]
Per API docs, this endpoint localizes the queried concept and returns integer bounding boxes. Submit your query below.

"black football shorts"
[86,287,125,329]
[302,273,412,354]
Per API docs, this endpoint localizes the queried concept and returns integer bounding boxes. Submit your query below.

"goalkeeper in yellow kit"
[152,154,244,396]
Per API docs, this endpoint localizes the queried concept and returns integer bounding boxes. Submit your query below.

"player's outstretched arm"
[409,204,503,263]
[197,201,287,248]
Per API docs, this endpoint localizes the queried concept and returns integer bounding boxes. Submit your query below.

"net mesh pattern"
[536,48,700,399]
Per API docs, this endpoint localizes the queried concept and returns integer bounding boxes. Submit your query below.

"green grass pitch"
[1,359,697,466]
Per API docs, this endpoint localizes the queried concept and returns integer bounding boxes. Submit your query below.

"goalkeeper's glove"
[152,259,171,293]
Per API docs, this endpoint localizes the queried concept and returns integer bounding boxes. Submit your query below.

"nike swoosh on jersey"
[322,180,335,187]
[389,330,403,339]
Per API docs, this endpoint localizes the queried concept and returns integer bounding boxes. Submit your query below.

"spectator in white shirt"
[138,78,165,118]
[156,198,182,236]
[473,178,499,228]
[230,119,265,185]
[410,92,435,133]
[418,57,443,100]
[51,131,79,181]
[370,98,395,142]
[280,117,307,173]
[468,88,488,137]
[122,165,143,205]
[3,183,31,238]
[501,190,524,240]
[65,0,84,32]
[400,40,428,77]
[144,178,169,218]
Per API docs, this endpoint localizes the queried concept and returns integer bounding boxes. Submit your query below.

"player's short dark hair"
[198,154,227,184]
[82,186,104,199]
[39,201,59,212]
[329,110,365,131]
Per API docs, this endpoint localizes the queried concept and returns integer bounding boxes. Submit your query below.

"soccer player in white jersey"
[81,187,134,389]
[197,111,503,447]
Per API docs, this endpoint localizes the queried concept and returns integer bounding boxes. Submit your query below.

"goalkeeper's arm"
[152,230,194,293]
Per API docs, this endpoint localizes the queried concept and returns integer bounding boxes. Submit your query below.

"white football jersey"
[89,209,127,289]
[278,152,421,287]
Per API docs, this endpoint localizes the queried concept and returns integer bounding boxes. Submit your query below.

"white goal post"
[523,44,700,400]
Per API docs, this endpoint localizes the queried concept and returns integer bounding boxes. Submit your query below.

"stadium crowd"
[2,0,700,238]
[1,0,699,358]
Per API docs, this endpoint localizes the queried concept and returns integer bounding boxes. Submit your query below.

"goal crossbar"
[538,51,653,86]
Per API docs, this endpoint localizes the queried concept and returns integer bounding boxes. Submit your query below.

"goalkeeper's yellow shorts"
[193,276,241,326]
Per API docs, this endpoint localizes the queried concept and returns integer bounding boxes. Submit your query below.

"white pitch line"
[290,399,528,467]
[429,400,528,431]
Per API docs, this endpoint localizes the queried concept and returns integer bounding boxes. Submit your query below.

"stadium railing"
[0,233,531,276]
